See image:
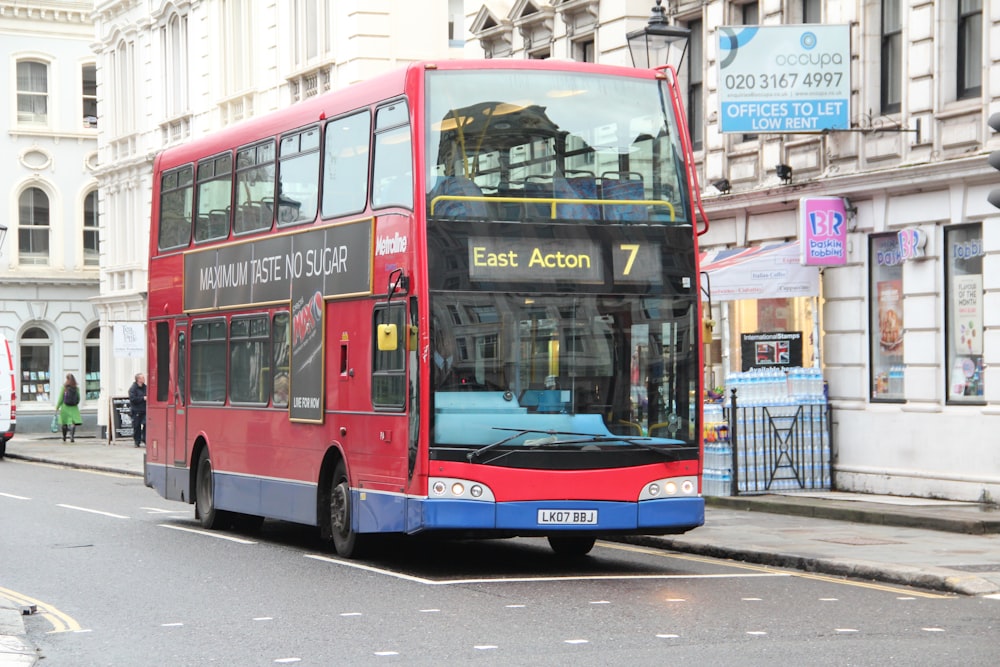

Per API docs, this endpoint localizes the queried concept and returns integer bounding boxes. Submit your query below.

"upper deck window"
[234,140,276,235]
[159,165,194,249]
[425,69,687,225]
[322,111,371,219]
[372,100,413,210]
[194,153,233,243]
[277,126,320,226]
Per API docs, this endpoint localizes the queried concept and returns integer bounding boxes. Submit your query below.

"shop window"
[19,327,52,403]
[727,297,815,374]
[869,234,904,401]
[85,327,101,401]
[945,224,984,404]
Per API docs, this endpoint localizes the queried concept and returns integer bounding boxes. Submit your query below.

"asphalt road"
[3,459,1000,666]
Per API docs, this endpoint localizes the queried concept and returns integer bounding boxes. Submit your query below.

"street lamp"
[626,0,690,71]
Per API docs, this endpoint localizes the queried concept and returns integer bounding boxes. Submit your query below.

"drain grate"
[815,536,905,546]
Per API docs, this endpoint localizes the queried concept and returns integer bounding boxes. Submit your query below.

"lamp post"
[626,0,690,71]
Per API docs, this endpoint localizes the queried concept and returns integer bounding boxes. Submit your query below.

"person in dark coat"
[128,373,147,447]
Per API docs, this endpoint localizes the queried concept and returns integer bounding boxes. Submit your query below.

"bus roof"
[153,59,659,173]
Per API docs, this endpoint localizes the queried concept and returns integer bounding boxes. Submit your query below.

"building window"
[162,13,189,118]
[802,0,821,23]
[110,40,136,136]
[222,0,251,94]
[686,18,703,151]
[448,0,464,47]
[869,234,904,402]
[945,224,984,404]
[19,328,52,404]
[19,187,50,266]
[573,38,594,63]
[84,190,99,266]
[957,0,982,100]
[85,327,101,401]
[17,61,48,125]
[880,0,902,114]
[82,64,97,128]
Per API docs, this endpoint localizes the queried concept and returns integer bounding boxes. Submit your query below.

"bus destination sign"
[468,237,660,285]
[183,220,373,312]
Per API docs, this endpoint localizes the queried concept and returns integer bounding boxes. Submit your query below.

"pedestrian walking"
[128,373,147,447]
[56,373,83,443]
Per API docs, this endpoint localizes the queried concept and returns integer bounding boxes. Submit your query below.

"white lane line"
[161,623,184,627]
[742,597,762,601]
[374,651,399,656]
[159,524,257,544]
[143,507,188,514]
[57,504,129,519]
[0,492,31,500]
[253,617,273,621]
[340,612,363,617]
[419,609,440,613]
[589,600,610,605]
[922,627,945,632]
[656,634,680,639]
[274,659,301,664]
[474,645,498,650]
[305,553,791,585]
[505,604,526,608]
[835,628,858,633]
[984,593,1000,600]
[564,639,589,644]
[746,631,768,636]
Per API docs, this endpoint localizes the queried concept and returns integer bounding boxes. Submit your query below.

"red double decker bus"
[144,58,707,557]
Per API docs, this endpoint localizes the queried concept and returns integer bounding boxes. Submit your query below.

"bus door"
[170,324,188,467]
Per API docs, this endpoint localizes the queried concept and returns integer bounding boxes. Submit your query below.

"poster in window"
[877,280,903,354]
[952,274,982,356]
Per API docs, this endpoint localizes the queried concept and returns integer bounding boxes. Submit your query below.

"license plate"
[537,509,598,525]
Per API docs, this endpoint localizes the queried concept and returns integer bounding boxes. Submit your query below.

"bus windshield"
[425,70,689,225]
[430,292,698,458]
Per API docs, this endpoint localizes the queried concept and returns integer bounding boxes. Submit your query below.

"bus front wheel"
[329,461,367,558]
[195,448,228,529]
[547,535,596,557]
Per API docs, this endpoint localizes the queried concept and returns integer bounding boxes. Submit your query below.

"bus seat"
[601,172,647,222]
[209,209,229,238]
[554,176,597,220]
[428,176,489,218]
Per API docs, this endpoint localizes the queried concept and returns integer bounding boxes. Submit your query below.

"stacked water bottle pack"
[724,366,826,406]
[713,366,831,494]
[702,403,732,496]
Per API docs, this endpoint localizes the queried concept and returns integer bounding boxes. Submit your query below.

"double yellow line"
[0,586,82,634]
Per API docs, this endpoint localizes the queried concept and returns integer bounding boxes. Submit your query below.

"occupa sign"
[718,24,850,133]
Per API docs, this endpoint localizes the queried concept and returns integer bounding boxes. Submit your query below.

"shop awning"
[700,241,820,302]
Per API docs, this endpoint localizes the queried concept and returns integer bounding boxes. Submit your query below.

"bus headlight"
[428,477,496,501]
[639,476,699,500]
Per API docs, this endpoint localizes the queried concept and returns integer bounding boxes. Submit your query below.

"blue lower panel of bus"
[406,497,704,535]
[215,472,317,525]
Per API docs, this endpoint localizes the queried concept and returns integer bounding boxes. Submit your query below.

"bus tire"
[547,535,596,557]
[195,448,229,529]
[329,461,367,558]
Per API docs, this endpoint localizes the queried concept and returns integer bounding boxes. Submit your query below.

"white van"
[0,334,16,459]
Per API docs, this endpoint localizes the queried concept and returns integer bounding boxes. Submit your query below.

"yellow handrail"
[430,194,676,220]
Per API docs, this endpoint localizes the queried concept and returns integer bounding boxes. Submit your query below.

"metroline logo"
[375,232,408,256]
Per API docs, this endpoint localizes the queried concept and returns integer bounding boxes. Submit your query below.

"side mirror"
[377,323,398,351]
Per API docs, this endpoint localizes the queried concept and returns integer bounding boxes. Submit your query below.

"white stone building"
[90,0,466,435]
[468,0,999,503]
[0,1,100,433]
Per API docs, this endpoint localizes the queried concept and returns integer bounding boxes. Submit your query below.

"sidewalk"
[3,433,1000,602]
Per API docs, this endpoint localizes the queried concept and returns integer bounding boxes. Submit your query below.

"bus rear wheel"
[547,535,596,557]
[195,448,229,529]
[329,461,368,558]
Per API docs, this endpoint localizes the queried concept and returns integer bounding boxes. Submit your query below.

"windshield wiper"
[468,428,689,462]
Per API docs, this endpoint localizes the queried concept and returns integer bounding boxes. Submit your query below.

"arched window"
[85,327,101,400]
[19,188,50,265]
[19,327,52,404]
[84,190,100,266]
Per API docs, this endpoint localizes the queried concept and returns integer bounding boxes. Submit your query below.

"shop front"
[700,239,831,496]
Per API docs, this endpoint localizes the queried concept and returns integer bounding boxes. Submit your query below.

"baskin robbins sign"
[798,196,847,266]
